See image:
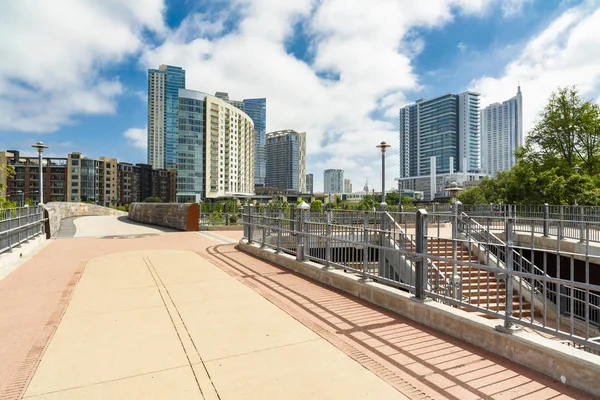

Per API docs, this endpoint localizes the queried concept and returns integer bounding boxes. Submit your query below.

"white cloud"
[142,0,495,192]
[0,0,165,133]
[124,127,147,151]
[472,0,600,134]
[501,0,533,17]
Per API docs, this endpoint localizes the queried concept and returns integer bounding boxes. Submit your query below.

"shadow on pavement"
[205,244,592,400]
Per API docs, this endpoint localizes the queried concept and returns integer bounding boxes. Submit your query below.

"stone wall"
[44,202,127,238]
[128,203,199,231]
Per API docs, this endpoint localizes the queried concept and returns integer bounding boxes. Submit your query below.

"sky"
[2,0,600,193]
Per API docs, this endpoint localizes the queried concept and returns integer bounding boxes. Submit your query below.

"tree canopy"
[459,86,600,206]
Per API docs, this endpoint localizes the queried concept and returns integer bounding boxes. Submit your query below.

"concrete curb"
[239,240,600,397]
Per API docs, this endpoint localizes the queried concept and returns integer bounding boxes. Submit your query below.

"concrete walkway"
[0,215,593,399]
[23,248,404,399]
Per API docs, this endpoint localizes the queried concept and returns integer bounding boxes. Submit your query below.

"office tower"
[324,169,344,194]
[344,179,352,193]
[148,64,186,169]
[481,86,523,176]
[176,89,207,203]
[306,174,313,194]
[398,91,483,200]
[215,92,267,187]
[265,130,306,192]
[458,92,481,173]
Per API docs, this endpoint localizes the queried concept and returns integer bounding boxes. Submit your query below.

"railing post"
[276,212,282,253]
[397,202,403,224]
[414,208,428,300]
[501,216,519,331]
[361,212,371,282]
[296,209,304,261]
[290,206,296,234]
[579,206,585,244]
[379,203,387,273]
[542,203,549,237]
[303,209,310,259]
[247,205,254,244]
[559,205,564,240]
[325,211,332,268]
[451,200,460,298]
[261,208,267,249]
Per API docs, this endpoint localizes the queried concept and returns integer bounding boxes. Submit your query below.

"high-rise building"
[398,91,483,200]
[175,90,255,202]
[481,86,523,176]
[177,89,207,203]
[324,169,344,194]
[344,179,352,193]
[265,130,306,192]
[306,174,313,194]
[204,95,255,198]
[215,92,267,187]
[148,64,186,169]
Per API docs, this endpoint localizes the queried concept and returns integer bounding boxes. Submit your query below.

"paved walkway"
[0,216,593,399]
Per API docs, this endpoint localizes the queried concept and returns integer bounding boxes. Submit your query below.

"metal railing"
[241,205,600,354]
[463,204,600,243]
[0,206,46,254]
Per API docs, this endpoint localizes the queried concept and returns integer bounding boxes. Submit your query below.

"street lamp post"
[376,141,391,210]
[31,141,49,205]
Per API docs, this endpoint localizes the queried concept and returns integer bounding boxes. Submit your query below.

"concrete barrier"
[44,202,127,238]
[239,240,600,397]
[128,203,199,231]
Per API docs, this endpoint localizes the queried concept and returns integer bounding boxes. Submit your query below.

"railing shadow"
[206,244,591,400]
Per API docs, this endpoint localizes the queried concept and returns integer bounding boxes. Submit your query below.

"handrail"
[459,211,548,290]
[383,212,449,290]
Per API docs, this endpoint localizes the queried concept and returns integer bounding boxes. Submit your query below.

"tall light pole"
[376,141,391,210]
[31,141,48,205]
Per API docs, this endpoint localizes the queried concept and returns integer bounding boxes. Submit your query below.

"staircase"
[427,237,537,319]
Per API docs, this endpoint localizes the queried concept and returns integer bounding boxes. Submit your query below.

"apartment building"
[3,150,68,204]
[265,130,306,193]
[481,86,523,176]
[324,169,344,194]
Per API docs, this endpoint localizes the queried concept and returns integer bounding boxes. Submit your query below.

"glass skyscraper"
[265,130,306,192]
[148,65,186,169]
[242,98,267,186]
[176,89,207,203]
[481,86,523,176]
[399,91,481,178]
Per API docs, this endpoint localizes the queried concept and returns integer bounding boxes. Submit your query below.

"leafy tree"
[143,196,162,203]
[358,195,376,210]
[310,200,323,212]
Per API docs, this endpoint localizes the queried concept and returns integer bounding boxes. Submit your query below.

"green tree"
[310,200,323,212]
[143,196,162,203]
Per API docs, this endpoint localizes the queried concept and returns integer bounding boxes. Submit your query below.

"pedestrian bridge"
[0,209,598,399]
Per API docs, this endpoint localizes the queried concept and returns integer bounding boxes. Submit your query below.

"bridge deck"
[0,216,592,399]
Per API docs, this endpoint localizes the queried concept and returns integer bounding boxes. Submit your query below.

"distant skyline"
[2,0,600,192]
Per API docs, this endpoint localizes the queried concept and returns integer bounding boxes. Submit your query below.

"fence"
[463,204,600,243]
[241,205,600,354]
[0,206,46,255]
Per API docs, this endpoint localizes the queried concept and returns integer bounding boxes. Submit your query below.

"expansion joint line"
[143,257,222,400]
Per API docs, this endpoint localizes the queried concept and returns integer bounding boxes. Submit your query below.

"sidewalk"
[9,241,406,399]
[0,216,593,399]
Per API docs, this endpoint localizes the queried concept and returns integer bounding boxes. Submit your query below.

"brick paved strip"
[204,244,592,400]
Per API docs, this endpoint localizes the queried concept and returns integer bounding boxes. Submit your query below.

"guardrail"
[241,205,600,354]
[0,206,45,254]
[463,204,600,243]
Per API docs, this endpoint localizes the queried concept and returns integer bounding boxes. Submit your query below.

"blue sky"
[2,0,600,192]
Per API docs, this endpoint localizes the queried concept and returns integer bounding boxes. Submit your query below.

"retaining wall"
[44,202,126,238]
[239,241,600,397]
[128,203,199,231]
